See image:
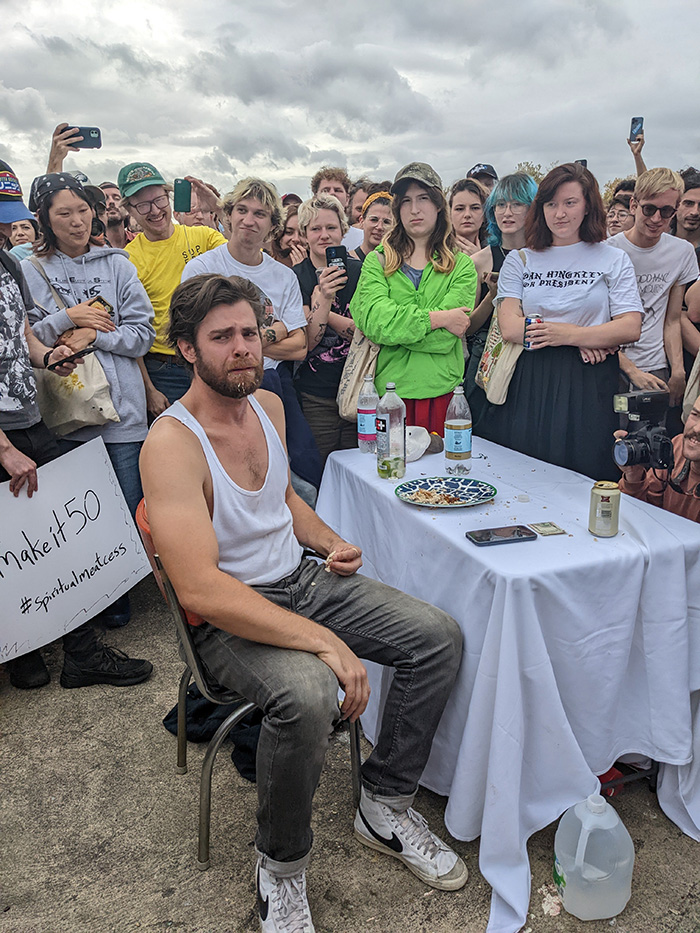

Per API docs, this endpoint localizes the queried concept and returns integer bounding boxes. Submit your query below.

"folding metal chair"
[135,500,362,871]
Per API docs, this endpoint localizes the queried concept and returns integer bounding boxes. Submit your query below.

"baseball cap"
[118,162,167,199]
[84,185,107,213]
[29,173,86,212]
[391,162,443,194]
[0,161,34,224]
[466,163,498,181]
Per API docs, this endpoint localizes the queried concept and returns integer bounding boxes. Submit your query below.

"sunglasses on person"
[638,203,677,219]
[132,194,170,216]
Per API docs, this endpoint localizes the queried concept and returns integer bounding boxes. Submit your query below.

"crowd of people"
[2,123,700,932]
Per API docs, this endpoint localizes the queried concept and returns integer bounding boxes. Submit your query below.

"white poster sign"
[0,438,151,660]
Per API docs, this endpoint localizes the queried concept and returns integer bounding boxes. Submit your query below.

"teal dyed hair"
[485,172,538,247]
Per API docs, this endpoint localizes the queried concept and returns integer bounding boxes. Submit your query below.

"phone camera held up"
[613,389,673,471]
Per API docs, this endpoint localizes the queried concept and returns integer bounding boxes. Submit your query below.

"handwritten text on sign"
[0,438,151,660]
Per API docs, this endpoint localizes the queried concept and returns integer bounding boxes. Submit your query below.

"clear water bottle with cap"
[553,793,635,920]
[376,382,406,480]
[357,374,379,453]
[444,386,472,474]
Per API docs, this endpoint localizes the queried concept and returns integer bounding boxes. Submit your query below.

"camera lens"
[613,437,649,467]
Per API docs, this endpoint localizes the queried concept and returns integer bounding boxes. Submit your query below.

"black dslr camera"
[613,390,674,471]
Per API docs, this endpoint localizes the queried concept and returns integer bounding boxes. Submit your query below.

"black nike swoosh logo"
[358,805,403,853]
[257,867,269,921]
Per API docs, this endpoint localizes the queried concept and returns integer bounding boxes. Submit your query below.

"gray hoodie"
[23,246,155,443]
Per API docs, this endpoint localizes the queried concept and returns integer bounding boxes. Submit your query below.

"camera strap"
[668,459,700,498]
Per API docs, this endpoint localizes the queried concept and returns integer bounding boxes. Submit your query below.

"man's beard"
[194,351,264,399]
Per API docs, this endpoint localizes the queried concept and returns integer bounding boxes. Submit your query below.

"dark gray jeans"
[191,558,462,865]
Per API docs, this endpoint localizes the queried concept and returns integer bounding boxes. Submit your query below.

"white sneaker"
[354,789,468,890]
[256,859,316,933]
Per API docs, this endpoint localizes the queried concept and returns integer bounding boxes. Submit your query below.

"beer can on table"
[524,315,543,350]
[588,481,620,537]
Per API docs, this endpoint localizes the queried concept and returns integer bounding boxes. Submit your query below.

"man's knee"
[269,653,340,733]
[422,607,463,672]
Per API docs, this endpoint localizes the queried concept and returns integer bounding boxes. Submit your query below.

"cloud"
[1,0,698,199]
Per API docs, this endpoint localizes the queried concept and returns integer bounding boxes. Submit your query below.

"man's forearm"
[664,319,684,375]
[24,324,52,368]
[287,487,345,558]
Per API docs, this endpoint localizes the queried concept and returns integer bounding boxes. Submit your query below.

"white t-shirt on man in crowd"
[497,240,643,326]
[180,245,306,370]
[608,231,698,371]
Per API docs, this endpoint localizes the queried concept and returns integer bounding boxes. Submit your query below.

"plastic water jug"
[553,793,635,920]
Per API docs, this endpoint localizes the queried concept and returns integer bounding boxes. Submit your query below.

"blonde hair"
[297,194,349,237]
[221,177,284,237]
[634,167,684,203]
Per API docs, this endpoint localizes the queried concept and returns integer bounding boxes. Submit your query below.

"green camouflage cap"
[391,162,442,194]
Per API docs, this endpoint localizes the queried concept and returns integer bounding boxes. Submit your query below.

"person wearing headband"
[352,186,393,264]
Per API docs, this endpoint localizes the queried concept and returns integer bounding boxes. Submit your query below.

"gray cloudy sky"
[3,0,699,200]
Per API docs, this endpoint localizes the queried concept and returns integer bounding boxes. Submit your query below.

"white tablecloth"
[316,439,700,933]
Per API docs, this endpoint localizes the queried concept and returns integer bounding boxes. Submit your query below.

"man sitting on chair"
[139,273,466,933]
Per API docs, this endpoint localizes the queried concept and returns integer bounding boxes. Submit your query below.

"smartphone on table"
[629,117,644,142]
[465,525,538,546]
[173,178,192,213]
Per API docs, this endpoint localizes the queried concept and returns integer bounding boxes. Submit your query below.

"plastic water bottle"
[444,386,472,475]
[376,382,406,480]
[357,374,379,453]
[553,793,635,921]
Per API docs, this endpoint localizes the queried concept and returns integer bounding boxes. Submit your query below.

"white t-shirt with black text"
[181,245,306,370]
[608,231,699,371]
[497,240,643,327]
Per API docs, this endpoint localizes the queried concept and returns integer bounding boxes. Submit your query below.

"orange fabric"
[135,498,205,626]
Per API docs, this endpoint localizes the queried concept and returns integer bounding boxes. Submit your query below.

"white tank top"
[158,397,303,585]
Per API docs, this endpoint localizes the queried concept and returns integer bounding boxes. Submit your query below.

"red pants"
[403,393,453,436]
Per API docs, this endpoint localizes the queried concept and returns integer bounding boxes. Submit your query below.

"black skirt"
[474,345,620,481]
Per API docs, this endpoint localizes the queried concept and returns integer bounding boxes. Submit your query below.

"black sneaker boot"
[60,644,153,688]
[7,649,50,689]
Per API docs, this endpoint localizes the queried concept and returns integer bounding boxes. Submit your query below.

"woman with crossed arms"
[476,162,643,480]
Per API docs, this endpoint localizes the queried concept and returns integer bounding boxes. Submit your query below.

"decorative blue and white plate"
[394,476,497,509]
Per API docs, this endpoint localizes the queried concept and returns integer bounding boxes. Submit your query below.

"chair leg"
[349,719,362,810]
[197,701,257,871]
[177,667,191,775]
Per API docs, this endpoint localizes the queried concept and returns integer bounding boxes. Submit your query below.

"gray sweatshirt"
[23,246,155,443]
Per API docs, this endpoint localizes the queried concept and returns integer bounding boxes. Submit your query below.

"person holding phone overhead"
[293,193,363,463]
[476,162,643,480]
[22,172,156,626]
[350,162,477,433]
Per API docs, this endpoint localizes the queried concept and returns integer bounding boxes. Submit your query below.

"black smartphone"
[68,126,102,149]
[465,525,538,546]
[47,346,97,371]
[575,159,588,168]
[629,117,644,142]
[325,245,347,271]
[173,178,192,213]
